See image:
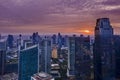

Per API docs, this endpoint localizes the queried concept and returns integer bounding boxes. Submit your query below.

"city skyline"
[0,0,120,35]
[1,18,120,80]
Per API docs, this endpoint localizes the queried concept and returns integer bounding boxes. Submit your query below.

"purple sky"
[0,0,120,35]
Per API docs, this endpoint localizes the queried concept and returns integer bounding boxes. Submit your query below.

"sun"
[84,30,90,33]
[77,30,91,34]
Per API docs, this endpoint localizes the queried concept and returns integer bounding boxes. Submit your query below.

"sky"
[0,0,120,35]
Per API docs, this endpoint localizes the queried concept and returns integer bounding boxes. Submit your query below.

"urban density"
[0,18,120,80]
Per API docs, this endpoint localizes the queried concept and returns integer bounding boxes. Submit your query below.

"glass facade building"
[0,39,6,75]
[67,36,76,76]
[113,36,120,79]
[67,35,91,80]
[39,37,51,73]
[93,18,115,80]
[75,36,91,80]
[19,45,39,80]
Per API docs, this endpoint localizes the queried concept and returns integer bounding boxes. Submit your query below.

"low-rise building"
[31,72,54,80]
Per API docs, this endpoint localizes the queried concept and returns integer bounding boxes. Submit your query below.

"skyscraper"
[57,33,62,48]
[75,35,91,80]
[0,34,1,39]
[67,35,91,80]
[52,47,58,59]
[39,37,51,73]
[113,35,120,79]
[0,39,7,75]
[67,35,76,77]
[52,34,57,45]
[93,18,115,80]
[17,34,23,48]
[7,35,14,49]
[32,32,40,44]
[18,45,39,80]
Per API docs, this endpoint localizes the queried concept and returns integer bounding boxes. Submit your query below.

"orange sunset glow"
[76,29,93,35]
[84,30,90,33]
[0,0,120,35]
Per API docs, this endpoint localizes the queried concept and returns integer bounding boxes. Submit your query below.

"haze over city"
[0,0,120,35]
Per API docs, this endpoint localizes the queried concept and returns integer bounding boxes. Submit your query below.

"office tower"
[31,72,54,80]
[52,46,58,59]
[113,36,120,79]
[93,18,115,80]
[7,34,14,49]
[5,47,18,74]
[67,35,91,79]
[5,61,18,74]
[52,34,57,45]
[23,40,33,48]
[32,32,40,44]
[67,35,76,77]
[75,35,91,80]
[0,39,6,75]
[39,37,51,73]
[62,35,68,47]
[0,39,18,75]
[17,34,23,48]
[57,33,62,48]
[18,45,39,80]
[0,34,1,39]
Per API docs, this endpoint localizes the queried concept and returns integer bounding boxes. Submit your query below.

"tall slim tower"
[67,35,91,80]
[93,18,115,80]
[67,35,76,77]
[18,45,39,80]
[75,35,91,80]
[7,34,14,49]
[113,36,120,79]
[0,39,6,75]
[39,37,51,73]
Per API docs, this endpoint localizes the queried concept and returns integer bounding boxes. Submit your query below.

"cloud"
[0,0,120,34]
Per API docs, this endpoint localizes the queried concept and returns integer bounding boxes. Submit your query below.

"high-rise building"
[93,18,115,80]
[39,37,51,73]
[18,45,39,80]
[75,35,91,80]
[52,47,58,59]
[7,34,14,49]
[52,34,57,45]
[0,39,7,75]
[57,33,62,48]
[0,34,1,39]
[5,48,18,74]
[67,35,91,80]
[63,35,68,47]
[67,35,76,76]
[32,32,40,44]
[0,39,18,75]
[23,40,33,48]
[113,35,120,79]
[17,34,23,48]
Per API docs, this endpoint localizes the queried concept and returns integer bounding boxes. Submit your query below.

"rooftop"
[31,72,54,80]
[20,44,38,52]
[0,73,18,80]
[0,39,6,42]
